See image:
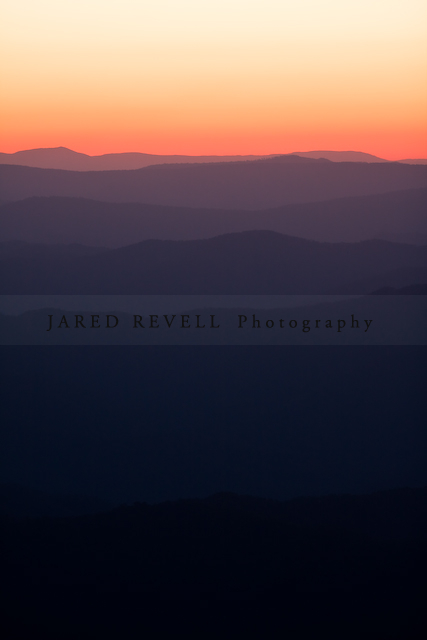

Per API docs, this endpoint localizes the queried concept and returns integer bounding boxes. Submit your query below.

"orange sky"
[1,1,426,159]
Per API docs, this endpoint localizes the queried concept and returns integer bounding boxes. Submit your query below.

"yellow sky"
[1,1,426,158]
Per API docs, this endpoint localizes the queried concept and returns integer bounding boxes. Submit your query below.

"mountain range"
[1,145,426,636]
[0,146,277,171]
[2,483,426,541]
[1,188,426,247]
[2,485,426,636]
[0,231,426,295]
[1,160,427,209]
[289,150,427,164]
[1,147,426,172]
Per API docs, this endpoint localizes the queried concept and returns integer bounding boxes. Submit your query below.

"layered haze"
[2,160,427,209]
[1,0,427,630]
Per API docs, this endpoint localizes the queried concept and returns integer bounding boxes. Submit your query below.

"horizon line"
[1,146,427,163]
[0,146,393,160]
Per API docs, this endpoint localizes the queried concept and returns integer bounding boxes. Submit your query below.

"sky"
[1,0,426,159]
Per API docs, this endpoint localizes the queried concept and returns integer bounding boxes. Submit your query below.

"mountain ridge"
[2,483,426,543]
[2,146,426,172]
[1,188,426,247]
[2,161,427,209]
[1,230,426,295]
[0,146,278,171]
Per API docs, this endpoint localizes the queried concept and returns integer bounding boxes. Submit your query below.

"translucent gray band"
[1,295,426,345]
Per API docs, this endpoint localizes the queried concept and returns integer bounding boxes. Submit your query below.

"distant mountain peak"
[14,146,85,156]
[256,154,330,163]
[289,150,389,163]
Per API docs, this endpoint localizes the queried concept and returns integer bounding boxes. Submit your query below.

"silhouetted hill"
[1,485,426,636]
[0,231,426,294]
[398,158,427,165]
[289,150,389,162]
[3,484,426,540]
[1,161,427,209]
[6,146,421,172]
[0,146,277,171]
[255,154,330,163]
[1,188,426,247]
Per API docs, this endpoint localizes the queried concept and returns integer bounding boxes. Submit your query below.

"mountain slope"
[0,188,426,247]
[1,231,426,294]
[289,150,388,162]
[1,161,427,209]
[0,146,277,171]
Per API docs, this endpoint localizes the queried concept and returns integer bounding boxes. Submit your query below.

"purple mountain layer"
[1,231,426,295]
[1,189,426,247]
[1,162,427,209]
[0,147,278,171]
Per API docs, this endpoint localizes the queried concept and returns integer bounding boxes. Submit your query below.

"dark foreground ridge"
[1,487,426,637]
[1,344,426,636]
